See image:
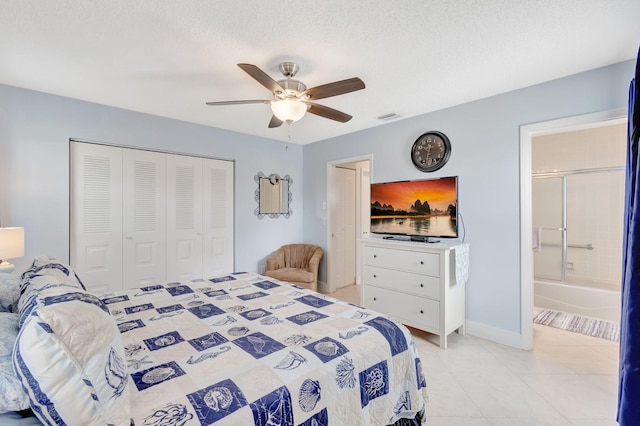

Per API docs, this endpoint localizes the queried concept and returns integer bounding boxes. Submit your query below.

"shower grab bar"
[541,242,594,250]
[568,243,594,250]
[538,228,594,249]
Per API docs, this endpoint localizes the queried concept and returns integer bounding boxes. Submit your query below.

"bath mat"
[533,308,620,342]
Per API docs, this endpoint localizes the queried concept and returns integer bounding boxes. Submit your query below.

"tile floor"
[330,284,620,426]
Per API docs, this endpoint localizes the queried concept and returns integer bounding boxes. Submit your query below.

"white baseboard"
[465,320,525,350]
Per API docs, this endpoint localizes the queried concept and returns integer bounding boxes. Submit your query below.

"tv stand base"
[410,236,440,243]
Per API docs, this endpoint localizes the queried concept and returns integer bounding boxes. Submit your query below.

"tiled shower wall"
[532,122,626,291]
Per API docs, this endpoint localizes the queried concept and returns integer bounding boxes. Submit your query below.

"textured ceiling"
[1,0,639,145]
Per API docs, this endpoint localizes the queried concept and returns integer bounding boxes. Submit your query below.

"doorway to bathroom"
[531,122,626,323]
[519,108,627,349]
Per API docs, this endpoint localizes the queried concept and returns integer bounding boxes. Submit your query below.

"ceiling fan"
[206,62,365,128]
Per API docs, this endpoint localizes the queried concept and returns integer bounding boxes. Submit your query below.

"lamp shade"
[271,99,307,123]
[0,227,25,259]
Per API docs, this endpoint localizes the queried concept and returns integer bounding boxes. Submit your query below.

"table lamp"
[0,227,25,273]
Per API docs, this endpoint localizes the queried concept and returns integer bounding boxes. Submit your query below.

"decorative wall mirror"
[254,172,292,219]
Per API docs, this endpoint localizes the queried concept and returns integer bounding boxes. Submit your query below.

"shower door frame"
[533,167,623,284]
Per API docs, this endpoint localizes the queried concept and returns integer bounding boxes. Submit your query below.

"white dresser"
[361,238,467,349]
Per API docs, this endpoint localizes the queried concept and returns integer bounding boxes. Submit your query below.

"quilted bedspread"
[102,272,429,425]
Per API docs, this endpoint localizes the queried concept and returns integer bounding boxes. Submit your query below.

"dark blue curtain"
[618,46,640,426]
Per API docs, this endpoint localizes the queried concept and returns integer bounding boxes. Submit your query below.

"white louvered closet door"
[72,142,234,291]
[122,149,167,288]
[202,158,234,277]
[70,143,123,293]
[166,155,204,281]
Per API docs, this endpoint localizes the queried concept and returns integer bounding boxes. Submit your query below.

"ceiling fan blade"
[238,63,285,94]
[306,102,352,123]
[206,100,271,106]
[302,77,365,101]
[268,115,283,128]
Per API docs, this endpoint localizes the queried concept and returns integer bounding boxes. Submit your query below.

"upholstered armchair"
[263,244,324,292]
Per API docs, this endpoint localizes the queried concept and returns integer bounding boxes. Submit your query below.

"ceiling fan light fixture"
[271,99,307,123]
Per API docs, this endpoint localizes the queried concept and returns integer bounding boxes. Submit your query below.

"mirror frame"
[254,172,293,219]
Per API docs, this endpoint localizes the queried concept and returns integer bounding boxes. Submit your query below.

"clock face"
[411,131,451,172]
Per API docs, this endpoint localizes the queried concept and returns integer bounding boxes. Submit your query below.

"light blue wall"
[0,84,304,274]
[1,59,633,337]
[303,59,634,335]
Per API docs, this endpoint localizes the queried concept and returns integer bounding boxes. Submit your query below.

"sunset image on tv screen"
[370,176,457,238]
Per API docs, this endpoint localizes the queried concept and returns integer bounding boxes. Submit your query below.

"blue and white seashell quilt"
[106,272,429,425]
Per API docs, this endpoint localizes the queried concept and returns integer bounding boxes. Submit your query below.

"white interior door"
[356,166,371,284]
[202,158,234,276]
[70,142,123,293]
[122,148,167,288]
[329,167,357,289]
[166,155,203,281]
[343,168,356,288]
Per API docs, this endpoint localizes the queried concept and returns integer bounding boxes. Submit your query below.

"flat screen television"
[370,176,458,241]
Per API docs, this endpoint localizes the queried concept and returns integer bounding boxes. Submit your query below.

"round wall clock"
[410,131,451,172]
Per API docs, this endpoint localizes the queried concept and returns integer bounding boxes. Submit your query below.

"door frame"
[519,107,626,350]
[326,154,373,294]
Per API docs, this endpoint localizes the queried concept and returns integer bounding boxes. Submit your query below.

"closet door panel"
[70,142,123,293]
[166,155,203,281]
[202,159,234,276]
[122,149,167,288]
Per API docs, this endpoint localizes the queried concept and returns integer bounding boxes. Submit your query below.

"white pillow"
[0,312,30,413]
[13,261,131,425]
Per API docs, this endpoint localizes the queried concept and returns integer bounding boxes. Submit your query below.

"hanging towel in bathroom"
[532,226,542,252]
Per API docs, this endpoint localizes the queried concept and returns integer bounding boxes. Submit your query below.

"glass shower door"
[533,176,565,281]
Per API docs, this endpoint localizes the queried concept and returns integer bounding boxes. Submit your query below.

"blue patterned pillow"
[0,312,30,413]
[13,261,132,424]
[0,274,20,313]
[17,258,89,329]
[21,256,87,291]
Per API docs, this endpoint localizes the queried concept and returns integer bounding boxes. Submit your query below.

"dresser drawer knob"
[420,261,424,265]
[420,283,424,287]
[373,274,377,278]
[373,297,377,301]
[420,310,424,314]
[373,254,377,258]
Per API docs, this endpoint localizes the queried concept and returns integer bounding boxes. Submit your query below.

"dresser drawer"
[363,266,440,299]
[363,246,440,276]
[363,285,439,331]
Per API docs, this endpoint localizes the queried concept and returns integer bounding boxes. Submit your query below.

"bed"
[1,257,428,425]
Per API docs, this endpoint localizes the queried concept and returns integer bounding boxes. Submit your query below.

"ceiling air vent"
[377,113,400,121]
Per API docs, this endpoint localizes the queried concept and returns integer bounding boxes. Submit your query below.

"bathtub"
[534,279,621,323]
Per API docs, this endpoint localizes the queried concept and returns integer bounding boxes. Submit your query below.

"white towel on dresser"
[454,243,470,285]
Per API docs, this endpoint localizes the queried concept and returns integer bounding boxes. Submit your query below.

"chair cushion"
[281,244,321,269]
[264,267,314,283]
